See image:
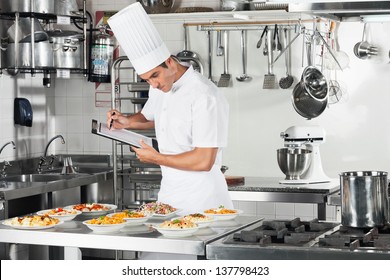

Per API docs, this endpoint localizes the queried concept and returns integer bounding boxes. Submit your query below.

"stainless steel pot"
[340,171,389,228]
[0,0,79,16]
[137,0,175,14]
[3,41,53,68]
[47,30,83,68]
[7,18,48,43]
[0,0,54,14]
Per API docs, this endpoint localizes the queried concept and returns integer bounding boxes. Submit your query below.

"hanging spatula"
[263,28,278,89]
[217,31,231,87]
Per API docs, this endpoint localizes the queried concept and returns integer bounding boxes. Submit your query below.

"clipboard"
[91,119,159,152]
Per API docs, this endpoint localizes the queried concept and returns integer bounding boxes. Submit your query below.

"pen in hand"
[109,112,115,129]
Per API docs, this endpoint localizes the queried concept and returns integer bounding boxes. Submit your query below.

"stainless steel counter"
[228,177,340,220]
[0,215,262,259]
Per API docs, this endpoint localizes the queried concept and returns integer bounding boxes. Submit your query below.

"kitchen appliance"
[278,126,331,184]
[340,171,389,228]
[207,218,390,259]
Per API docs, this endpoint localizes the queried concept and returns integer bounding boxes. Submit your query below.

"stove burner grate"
[230,218,337,246]
[319,224,390,250]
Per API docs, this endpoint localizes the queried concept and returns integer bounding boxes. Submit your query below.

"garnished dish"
[152,219,199,237]
[3,215,63,230]
[138,202,178,217]
[204,205,243,221]
[107,210,150,226]
[181,213,214,228]
[65,203,117,215]
[82,215,127,233]
[37,207,82,222]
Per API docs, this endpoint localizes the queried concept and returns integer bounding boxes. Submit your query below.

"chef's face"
[139,57,176,93]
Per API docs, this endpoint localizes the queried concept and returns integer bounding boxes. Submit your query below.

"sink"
[1,174,82,183]
[42,166,113,175]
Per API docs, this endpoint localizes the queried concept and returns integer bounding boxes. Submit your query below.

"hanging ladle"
[353,23,378,60]
[236,30,251,82]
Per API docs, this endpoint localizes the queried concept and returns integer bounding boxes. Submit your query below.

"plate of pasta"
[37,207,82,222]
[107,210,151,226]
[64,203,117,215]
[82,215,127,233]
[152,219,199,237]
[204,206,243,221]
[2,215,64,230]
[176,213,214,228]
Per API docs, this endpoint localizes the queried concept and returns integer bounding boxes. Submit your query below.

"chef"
[107,2,233,216]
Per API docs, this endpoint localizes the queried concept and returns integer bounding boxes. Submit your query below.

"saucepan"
[340,171,389,228]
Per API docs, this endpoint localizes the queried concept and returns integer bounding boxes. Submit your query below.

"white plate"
[82,220,127,233]
[172,216,214,228]
[2,220,64,230]
[152,209,181,218]
[36,209,82,222]
[107,212,150,226]
[204,209,243,221]
[152,225,199,237]
[64,203,117,216]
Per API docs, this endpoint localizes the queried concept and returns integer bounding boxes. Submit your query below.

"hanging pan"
[292,35,328,119]
[176,25,203,75]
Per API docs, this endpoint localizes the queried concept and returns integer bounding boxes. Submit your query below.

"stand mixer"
[278,126,331,184]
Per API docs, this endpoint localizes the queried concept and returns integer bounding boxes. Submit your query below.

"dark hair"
[159,55,180,68]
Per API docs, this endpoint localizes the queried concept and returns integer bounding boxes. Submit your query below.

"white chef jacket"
[141,65,233,215]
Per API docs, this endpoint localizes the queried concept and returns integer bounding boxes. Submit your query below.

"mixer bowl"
[277,148,312,180]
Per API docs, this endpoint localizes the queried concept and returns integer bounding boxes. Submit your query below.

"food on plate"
[138,202,177,215]
[204,205,237,215]
[111,210,145,219]
[4,215,60,227]
[182,213,213,223]
[70,203,111,212]
[159,219,196,229]
[85,215,125,225]
[43,207,78,216]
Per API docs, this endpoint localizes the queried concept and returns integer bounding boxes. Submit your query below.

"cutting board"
[225,176,245,187]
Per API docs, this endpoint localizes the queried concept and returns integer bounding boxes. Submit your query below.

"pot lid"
[46,30,83,38]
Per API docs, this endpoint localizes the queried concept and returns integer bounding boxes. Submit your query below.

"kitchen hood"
[288,1,390,21]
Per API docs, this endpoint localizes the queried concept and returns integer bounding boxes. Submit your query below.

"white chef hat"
[107,2,170,75]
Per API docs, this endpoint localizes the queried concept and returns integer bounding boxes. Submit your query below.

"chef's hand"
[132,140,159,164]
[106,109,129,129]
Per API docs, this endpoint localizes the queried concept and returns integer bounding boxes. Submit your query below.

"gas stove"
[206,218,390,260]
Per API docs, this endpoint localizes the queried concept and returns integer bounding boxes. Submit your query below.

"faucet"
[44,135,65,157]
[0,141,16,178]
[37,135,65,173]
[0,141,16,156]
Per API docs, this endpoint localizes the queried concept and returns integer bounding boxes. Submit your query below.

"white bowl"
[36,209,82,222]
[204,209,243,221]
[152,225,199,238]
[82,220,127,233]
[107,212,150,226]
